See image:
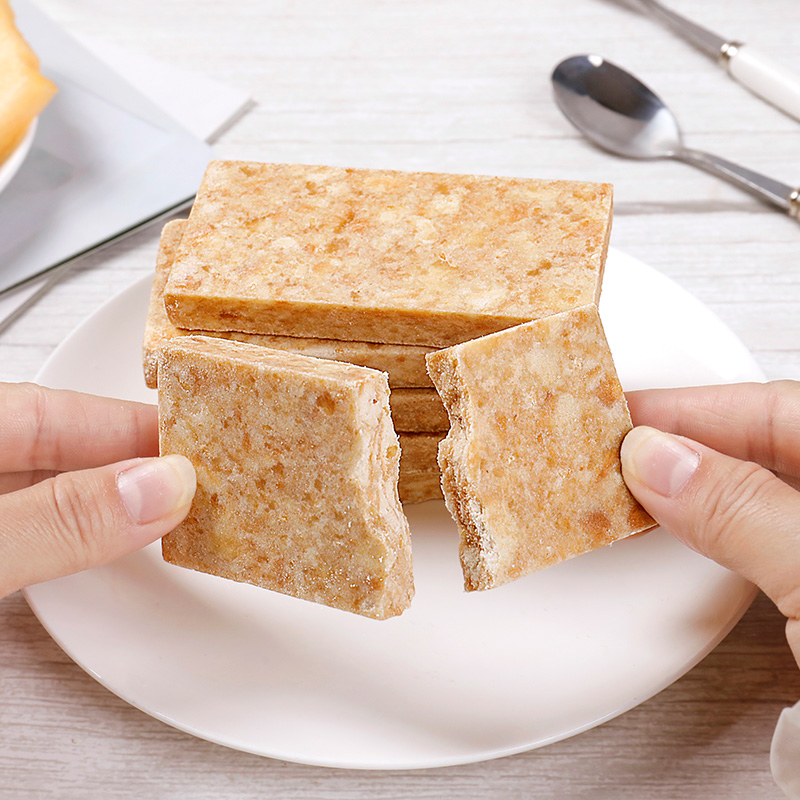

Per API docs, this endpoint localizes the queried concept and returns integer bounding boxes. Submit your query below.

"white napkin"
[75,37,251,143]
[0,36,250,330]
[773,700,800,797]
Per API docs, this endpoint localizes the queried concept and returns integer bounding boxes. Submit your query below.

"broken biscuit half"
[426,304,655,591]
[158,335,414,619]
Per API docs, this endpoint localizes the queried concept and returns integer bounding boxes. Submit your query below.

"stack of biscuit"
[143,160,614,503]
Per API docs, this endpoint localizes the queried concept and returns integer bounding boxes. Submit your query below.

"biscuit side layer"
[427,350,498,590]
[145,221,436,390]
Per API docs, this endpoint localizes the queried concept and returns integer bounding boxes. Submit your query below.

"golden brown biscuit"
[397,433,445,502]
[164,161,612,346]
[390,388,448,432]
[159,335,414,619]
[144,221,435,390]
[398,470,442,504]
[397,431,444,473]
[427,305,655,591]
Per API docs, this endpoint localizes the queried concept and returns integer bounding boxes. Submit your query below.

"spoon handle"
[637,2,800,122]
[724,44,800,123]
[677,148,800,219]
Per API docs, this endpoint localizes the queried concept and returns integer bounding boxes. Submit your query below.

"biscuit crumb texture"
[427,305,655,591]
[158,335,414,619]
[164,161,612,346]
[143,220,435,390]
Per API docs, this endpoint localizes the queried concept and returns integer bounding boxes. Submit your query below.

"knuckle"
[753,380,800,475]
[779,585,800,623]
[692,459,775,555]
[759,382,787,469]
[42,473,113,570]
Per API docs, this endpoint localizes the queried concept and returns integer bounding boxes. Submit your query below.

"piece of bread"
[159,335,414,619]
[0,1,56,162]
[144,221,435,390]
[164,161,613,347]
[426,305,655,591]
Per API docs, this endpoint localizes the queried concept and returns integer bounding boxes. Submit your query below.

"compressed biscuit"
[144,221,434,390]
[390,388,447,432]
[398,470,442,504]
[159,335,414,619]
[396,431,445,503]
[426,305,655,591]
[397,431,444,473]
[164,161,613,347]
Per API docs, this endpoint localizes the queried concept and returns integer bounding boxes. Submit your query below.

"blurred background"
[3,0,799,382]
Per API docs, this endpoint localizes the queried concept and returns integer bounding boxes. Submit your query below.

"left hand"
[0,382,195,598]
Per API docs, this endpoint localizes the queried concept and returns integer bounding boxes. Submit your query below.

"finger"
[0,455,195,598]
[0,470,59,495]
[0,382,158,473]
[626,381,800,478]
[777,472,800,493]
[621,426,800,630]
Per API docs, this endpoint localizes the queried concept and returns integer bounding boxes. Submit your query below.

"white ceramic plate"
[25,249,763,770]
[0,119,36,196]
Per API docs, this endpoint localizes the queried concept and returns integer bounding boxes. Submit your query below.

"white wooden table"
[2,1,800,796]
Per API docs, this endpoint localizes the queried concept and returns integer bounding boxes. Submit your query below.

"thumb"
[620,426,800,617]
[0,454,196,597]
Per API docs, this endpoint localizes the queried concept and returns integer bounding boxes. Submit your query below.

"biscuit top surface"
[166,161,612,326]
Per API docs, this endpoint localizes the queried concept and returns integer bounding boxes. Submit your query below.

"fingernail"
[621,426,700,498]
[117,455,196,525]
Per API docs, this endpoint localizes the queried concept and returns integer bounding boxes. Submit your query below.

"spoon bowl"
[551,54,799,218]
[552,55,682,159]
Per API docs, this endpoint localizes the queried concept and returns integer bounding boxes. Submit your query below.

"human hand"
[0,382,195,598]
[620,380,800,669]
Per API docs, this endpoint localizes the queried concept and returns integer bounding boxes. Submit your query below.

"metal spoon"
[551,54,800,219]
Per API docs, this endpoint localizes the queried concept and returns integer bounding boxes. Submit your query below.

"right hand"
[620,381,800,669]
